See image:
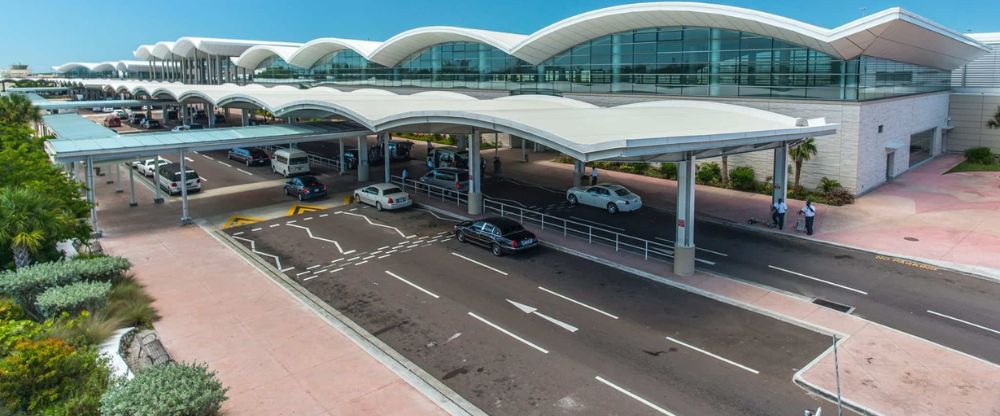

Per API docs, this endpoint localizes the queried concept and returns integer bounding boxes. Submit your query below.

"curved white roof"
[133,45,154,60]
[60,78,837,163]
[285,38,383,69]
[171,37,301,58]
[236,45,300,70]
[367,26,529,67]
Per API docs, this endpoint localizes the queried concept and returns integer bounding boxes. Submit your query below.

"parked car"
[272,148,310,177]
[354,183,411,211]
[427,147,469,169]
[418,167,469,192]
[136,157,171,177]
[112,109,127,119]
[566,183,642,214]
[103,115,121,127]
[171,125,190,132]
[156,163,201,195]
[101,107,114,113]
[454,217,538,256]
[283,176,327,201]
[227,147,270,166]
[128,113,146,125]
[141,118,161,129]
[341,149,359,170]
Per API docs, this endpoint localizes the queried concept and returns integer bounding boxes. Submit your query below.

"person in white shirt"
[590,167,599,185]
[771,198,788,230]
[799,200,817,235]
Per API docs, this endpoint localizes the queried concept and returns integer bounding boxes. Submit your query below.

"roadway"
[225,205,836,416]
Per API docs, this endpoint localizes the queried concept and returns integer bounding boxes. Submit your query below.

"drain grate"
[813,298,854,313]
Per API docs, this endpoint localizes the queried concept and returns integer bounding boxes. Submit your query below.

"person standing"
[799,200,816,235]
[771,198,787,230]
[590,166,599,185]
[401,167,409,184]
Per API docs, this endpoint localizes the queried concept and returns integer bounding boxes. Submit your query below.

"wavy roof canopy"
[57,78,837,163]
[285,38,382,69]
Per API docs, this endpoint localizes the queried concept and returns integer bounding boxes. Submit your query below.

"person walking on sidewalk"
[590,166,599,185]
[799,199,816,235]
[771,198,787,230]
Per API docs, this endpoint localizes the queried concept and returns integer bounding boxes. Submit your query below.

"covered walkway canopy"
[41,113,117,141]
[27,92,163,112]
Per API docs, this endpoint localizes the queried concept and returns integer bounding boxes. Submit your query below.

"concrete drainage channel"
[812,298,854,314]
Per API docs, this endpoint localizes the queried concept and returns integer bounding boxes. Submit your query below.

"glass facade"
[249,26,955,101]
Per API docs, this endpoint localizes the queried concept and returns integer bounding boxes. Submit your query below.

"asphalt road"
[227,205,835,416]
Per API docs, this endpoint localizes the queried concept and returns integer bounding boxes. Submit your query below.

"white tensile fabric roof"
[59,79,838,162]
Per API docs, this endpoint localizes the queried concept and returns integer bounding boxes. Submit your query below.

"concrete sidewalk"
[485,145,1000,278]
[414,193,1000,416]
[90,167,451,416]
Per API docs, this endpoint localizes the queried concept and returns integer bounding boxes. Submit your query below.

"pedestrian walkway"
[90,167,449,416]
[413,193,1000,416]
[485,145,1000,278]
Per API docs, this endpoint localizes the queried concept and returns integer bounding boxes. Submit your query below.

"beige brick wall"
[948,93,1000,153]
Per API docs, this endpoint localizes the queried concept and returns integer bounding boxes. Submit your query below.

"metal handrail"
[389,175,674,262]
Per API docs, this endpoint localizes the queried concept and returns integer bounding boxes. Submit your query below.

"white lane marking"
[280,266,295,272]
[363,255,376,260]
[286,223,347,254]
[236,168,253,176]
[385,271,439,299]
[665,337,759,375]
[349,208,358,212]
[441,238,452,242]
[467,312,548,354]
[354,260,368,266]
[377,246,390,250]
[269,224,280,228]
[319,214,329,217]
[198,176,208,182]
[303,217,313,221]
[927,310,1000,336]
[330,258,344,263]
[286,220,297,224]
[407,244,420,249]
[233,236,285,271]
[594,376,677,416]
[768,265,868,295]
[451,252,508,276]
[538,287,618,319]
[314,269,328,274]
[306,265,321,270]
[201,154,213,160]
[250,228,262,232]
[346,256,361,261]
[378,254,390,259]
[371,251,383,255]
[329,268,344,274]
[569,216,626,231]
[296,271,309,277]
[184,157,194,162]
[338,211,413,238]
[385,250,397,254]
[655,237,728,257]
[303,275,319,281]
[216,160,232,167]
[507,299,578,332]
[232,232,244,236]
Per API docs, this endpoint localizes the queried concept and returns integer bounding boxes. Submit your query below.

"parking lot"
[225,203,832,416]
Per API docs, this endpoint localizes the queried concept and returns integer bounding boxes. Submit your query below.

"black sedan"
[283,176,328,201]
[454,217,538,256]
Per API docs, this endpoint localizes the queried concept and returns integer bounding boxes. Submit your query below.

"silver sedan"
[566,183,642,214]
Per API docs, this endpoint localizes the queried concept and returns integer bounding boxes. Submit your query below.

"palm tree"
[0,187,76,269]
[988,106,1000,129]
[788,138,818,190]
[0,94,41,126]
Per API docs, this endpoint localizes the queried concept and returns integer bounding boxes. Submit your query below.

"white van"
[272,148,310,177]
[156,163,201,195]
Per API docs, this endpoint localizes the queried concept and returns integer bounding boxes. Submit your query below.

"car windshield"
[493,221,525,235]
[381,187,403,195]
[290,157,309,165]
[172,171,198,181]
[613,188,631,197]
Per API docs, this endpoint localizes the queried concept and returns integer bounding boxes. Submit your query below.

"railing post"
[616,234,620,252]
[500,203,504,217]
[520,208,523,223]
[645,241,649,260]
[541,214,545,230]
[589,226,592,243]
[563,219,567,236]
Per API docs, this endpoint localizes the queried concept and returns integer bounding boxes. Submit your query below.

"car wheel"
[354,194,361,204]
[376,202,383,211]
[456,231,466,243]
[284,187,289,196]
[607,203,618,214]
[297,193,304,201]
[491,243,504,257]
[245,159,250,167]
[568,194,578,205]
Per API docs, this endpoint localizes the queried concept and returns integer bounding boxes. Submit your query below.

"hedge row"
[100,362,228,416]
[35,281,113,319]
[0,257,130,315]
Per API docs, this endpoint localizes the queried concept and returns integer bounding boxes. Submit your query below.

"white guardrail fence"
[389,174,675,262]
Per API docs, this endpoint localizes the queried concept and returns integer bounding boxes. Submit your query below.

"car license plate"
[523,239,534,245]
[396,198,406,203]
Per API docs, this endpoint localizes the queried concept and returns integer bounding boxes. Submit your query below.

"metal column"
[468,130,483,215]
[573,160,584,188]
[85,156,101,238]
[357,136,369,182]
[241,108,250,126]
[153,157,163,204]
[128,164,137,207]
[772,142,789,205]
[114,163,123,193]
[207,104,215,128]
[674,156,696,276]
[178,149,192,224]
[382,132,391,183]
[338,138,346,175]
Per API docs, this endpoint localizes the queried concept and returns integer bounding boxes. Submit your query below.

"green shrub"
[696,162,722,185]
[35,281,112,319]
[101,362,229,416]
[0,337,109,415]
[729,166,756,190]
[818,177,842,193]
[47,310,126,348]
[965,147,994,165]
[0,262,82,311]
[814,188,856,206]
[71,256,131,282]
[657,163,677,179]
[104,277,159,327]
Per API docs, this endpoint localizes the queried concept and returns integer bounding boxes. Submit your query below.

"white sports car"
[566,183,642,214]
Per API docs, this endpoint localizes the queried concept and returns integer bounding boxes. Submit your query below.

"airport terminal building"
[51,3,998,195]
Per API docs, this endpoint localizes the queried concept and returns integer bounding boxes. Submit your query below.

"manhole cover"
[904,237,919,242]
[813,298,854,313]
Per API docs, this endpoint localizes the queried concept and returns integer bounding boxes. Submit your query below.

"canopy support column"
[338,138,346,175]
[573,160,584,188]
[241,108,250,127]
[520,137,527,162]
[179,149,192,225]
[114,162,123,193]
[207,104,216,128]
[382,132,391,183]
[772,142,788,205]
[85,156,101,238]
[128,164,137,207]
[468,130,483,215]
[357,136,369,182]
[674,156,696,276]
[153,157,163,204]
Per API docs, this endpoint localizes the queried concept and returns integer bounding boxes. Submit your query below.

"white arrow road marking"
[507,299,578,332]
[595,376,677,416]
[468,312,548,354]
[385,271,439,299]
[286,223,351,254]
[233,236,286,271]
[337,211,415,238]
[537,287,618,319]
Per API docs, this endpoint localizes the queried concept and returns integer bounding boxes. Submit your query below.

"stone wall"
[948,92,1000,153]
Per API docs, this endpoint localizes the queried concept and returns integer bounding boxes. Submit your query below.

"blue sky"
[2,0,996,71]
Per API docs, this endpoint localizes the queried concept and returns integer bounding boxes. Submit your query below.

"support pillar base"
[180,217,193,225]
[673,245,696,276]
[358,164,369,182]
[153,197,164,204]
[106,180,114,184]
[115,189,124,194]
[129,202,138,207]
[468,191,483,215]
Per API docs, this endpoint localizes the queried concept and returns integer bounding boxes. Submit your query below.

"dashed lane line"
[200,154,213,160]
[355,260,368,266]
[236,168,253,176]
[250,228,262,232]
[319,214,329,217]
[927,310,1000,336]
[768,265,868,295]
[306,265,321,270]
[665,337,760,375]
[538,286,618,319]
[467,312,548,354]
[595,376,677,416]
[216,160,232,167]
[329,268,344,274]
[184,157,194,162]
[269,224,280,228]
[385,271,440,299]
[451,252,508,276]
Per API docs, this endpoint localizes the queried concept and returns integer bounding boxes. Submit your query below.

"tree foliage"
[0,94,41,126]
[789,138,818,190]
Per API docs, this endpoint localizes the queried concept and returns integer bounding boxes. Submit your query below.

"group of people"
[770,198,817,235]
